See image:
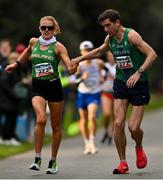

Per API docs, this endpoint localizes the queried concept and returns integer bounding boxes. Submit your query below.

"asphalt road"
[0,108,163,179]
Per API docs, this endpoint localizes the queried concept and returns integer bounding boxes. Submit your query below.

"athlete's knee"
[128,125,141,134]
[114,120,125,129]
[36,113,47,127]
[51,123,61,133]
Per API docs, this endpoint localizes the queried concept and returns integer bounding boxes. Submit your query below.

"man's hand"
[126,71,141,88]
[68,57,82,74]
[71,56,82,67]
[67,63,77,74]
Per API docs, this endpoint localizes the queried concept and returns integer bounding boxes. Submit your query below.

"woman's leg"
[32,96,47,154]
[48,100,64,158]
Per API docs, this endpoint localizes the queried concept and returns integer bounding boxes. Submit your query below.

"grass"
[0,143,33,159]
[0,135,51,159]
[144,93,163,112]
[0,94,163,160]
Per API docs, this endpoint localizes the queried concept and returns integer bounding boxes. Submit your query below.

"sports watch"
[138,68,144,74]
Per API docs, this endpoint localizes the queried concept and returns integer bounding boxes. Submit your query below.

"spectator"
[0,52,21,145]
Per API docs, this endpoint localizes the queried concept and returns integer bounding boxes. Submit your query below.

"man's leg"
[114,99,128,161]
[113,99,129,174]
[87,103,99,154]
[128,105,144,147]
[128,105,147,169]
[79,109,90,154]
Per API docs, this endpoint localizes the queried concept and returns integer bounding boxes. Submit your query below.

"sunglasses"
[40,26,54,31]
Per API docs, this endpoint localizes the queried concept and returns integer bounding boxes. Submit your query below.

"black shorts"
[113,78,150,106]
[31,77,64,102]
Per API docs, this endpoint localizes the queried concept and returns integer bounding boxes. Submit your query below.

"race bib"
[116,55,133,69]
[35,63,54,77]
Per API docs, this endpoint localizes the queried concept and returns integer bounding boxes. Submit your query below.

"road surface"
[0,108,163,179]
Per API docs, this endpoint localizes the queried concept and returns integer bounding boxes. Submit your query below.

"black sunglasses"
[40,26,54,31]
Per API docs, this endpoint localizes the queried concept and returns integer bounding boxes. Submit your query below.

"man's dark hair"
[98,9,121,24]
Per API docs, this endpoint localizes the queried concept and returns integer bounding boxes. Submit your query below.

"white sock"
[51,157,56,161]
[84,139,89,145]
[89,135,95,143]
[35,153,41,158]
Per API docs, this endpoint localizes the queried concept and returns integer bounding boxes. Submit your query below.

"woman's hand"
[5,63,18,73]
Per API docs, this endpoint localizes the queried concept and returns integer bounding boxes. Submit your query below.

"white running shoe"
[46,160,58,174]
[29,157,41,171]
[89,142,99,154]
[10,138,21,146]
[83,143,91,154]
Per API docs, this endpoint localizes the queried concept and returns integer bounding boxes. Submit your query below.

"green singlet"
[31,41,60,80]
[109,28,148,82]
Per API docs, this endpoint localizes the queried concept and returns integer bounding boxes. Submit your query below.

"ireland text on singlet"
[31,41,60,80]
[109,28,148,82]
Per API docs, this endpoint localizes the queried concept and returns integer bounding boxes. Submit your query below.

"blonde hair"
[40,16,61,35]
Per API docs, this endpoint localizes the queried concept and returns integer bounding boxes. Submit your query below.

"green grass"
[0,94,162,160]
[0,143,33,159]
[0,135,51,159]
[145,94,163,112]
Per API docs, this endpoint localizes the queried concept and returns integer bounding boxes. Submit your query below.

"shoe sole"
[29,166,40,171]
[137,163,147,169]
[46,169,58,174]
[46,170,57,174]
[113,168,129,174]
[136,156,147,169]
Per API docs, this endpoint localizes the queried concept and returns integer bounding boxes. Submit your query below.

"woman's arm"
[55,42,76,74]
[5,38,36,73]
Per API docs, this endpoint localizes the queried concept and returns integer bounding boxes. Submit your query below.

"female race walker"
[5,16,76,174]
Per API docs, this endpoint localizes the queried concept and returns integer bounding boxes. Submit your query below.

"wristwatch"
[138,68,144,74]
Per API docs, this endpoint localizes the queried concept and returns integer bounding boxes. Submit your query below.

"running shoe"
[108,136,112,145]
[46,160,58,174]
[101,132,108,143]
[83,143,91,154]
[136,147,147,169]
[113,161,129,174]
[29,157,41,171]
[89,142,99,154]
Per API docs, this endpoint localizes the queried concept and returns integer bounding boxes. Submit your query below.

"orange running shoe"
[113,161,129,174]
[136,147,147,169]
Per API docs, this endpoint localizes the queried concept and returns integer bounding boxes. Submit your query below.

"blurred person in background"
[0,52,21,146]
[5,16,76,174]
[15,42,36,142]
[0,38,12,67]
[71,9,157,174]
[0,38,13,144]
[101,51,116,145]
[76,40,105,155]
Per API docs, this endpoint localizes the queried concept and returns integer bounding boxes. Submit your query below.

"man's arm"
[72,35,110,65]
[128,30,157,72]
[126,30,157,88]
